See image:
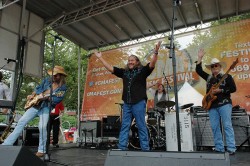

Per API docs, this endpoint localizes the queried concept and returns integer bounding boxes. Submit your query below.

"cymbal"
[180,103,194,109]
[156,100,175,108]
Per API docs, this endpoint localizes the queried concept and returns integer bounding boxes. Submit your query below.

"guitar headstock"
[230,58,239,70]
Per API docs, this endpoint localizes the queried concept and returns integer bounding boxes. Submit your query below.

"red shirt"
[51,102,64,115]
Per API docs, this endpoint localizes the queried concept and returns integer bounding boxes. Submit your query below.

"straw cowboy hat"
[205,58,226,69]
[47,65,67,76]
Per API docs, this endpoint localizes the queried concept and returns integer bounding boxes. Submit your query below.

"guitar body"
[24,95,42,110]
[202,90,217,111]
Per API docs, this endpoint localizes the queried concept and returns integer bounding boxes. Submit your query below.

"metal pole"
[77,45,81,145]
[169,0,181,151]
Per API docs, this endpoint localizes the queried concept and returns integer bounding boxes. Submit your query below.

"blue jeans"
[209,104,236,152]
[118,100,149,151]
[2,107,50,153]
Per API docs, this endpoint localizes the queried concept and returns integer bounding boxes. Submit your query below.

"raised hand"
[198,48,205,59]
[155,41,162,52]
[94,50,102,58]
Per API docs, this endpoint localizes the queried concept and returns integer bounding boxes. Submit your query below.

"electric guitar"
[202,58,238,111]
[24,91,65,110]
[24,93,51,110]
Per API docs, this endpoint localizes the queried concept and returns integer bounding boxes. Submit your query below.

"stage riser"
[104,150,230,166]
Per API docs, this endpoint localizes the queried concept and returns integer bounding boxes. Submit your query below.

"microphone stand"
[0,62,10,70]
[163,72,171,113]
[43,35,67,166]
[167,0,181,151]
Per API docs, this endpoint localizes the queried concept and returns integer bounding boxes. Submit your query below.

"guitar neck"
[213,66,231,89]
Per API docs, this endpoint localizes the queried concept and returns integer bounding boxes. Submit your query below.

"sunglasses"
[211,64,220,68]
[53,74,61,77]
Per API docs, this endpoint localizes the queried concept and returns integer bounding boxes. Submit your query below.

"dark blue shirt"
[35,77,67,108]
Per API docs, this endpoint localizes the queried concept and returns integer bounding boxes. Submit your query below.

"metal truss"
[0,0,20,10]
[95,23,210,52]
[49,0,136,29]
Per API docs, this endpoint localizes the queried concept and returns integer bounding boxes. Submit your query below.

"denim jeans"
[209,104,236,152]
[2,107,50,153]
[118,100,149,151]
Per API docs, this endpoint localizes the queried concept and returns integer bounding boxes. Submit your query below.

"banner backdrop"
[82,18,250,121]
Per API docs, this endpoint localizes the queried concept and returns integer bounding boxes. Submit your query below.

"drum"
[129,123,153,150]
[160,120,165,127]
[147,111,157,125]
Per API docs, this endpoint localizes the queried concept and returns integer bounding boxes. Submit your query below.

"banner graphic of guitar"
[202,58,238,111]
[24,91,64,110]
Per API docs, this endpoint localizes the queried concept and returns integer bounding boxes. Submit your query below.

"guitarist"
[1,65,67,158]
[195,49,236,155]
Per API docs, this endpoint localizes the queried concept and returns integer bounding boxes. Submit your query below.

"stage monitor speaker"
[104,150,230,166]
[193,116,214,147]
[24,127,39,146]
[80,120,101,138]
[0,146,46,166]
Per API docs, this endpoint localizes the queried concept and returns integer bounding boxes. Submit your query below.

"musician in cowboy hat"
[1,65,67,157]
[195,49,236,155]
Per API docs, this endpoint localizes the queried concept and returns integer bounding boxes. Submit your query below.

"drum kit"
[129,100,194,150]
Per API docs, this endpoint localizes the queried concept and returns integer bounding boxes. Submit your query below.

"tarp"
[171,81,203,107]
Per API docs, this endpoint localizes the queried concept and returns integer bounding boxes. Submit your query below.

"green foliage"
[12,31,89,127]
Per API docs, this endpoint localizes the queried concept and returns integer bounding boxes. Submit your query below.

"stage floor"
[26,144,250,166]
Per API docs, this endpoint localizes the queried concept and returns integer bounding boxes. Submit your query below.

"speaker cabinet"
[102,123,120,137]
[231,115,250,146]
[24,127,39,146]
[0,146,46,166]
[80,120,101,138]
[193,116,214,147]
[104,150,230,166]
[107,116,120,124]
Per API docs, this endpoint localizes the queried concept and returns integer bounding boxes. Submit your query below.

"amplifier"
[107,116,120,124]
[193,115,250,147]
[193,116,214,147]
[231,115,250,146]
[24,127,39,146]
[102,123,120,138]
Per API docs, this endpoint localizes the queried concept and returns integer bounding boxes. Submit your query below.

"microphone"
[4,58,18,63]
[174,0,181,6]
[49,33,64,42]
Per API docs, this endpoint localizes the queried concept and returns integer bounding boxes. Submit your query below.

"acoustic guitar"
[202,58,238,111]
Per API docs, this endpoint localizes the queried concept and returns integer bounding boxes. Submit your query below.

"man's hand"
[211,87,222,95]
[155,41,162,53]
[94,50,102,58]
[27,95,34,100]
[2,108,8,114]
[198,48,205,59]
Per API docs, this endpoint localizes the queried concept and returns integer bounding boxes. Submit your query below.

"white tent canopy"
[171,81,203,108]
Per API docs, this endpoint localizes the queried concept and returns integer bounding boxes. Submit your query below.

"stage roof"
[17,0,250,50]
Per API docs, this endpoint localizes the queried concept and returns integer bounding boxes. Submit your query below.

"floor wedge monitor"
[0,146,46,166]
[104,150,230,166]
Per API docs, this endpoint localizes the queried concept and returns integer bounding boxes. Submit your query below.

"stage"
[24,143,250,166]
